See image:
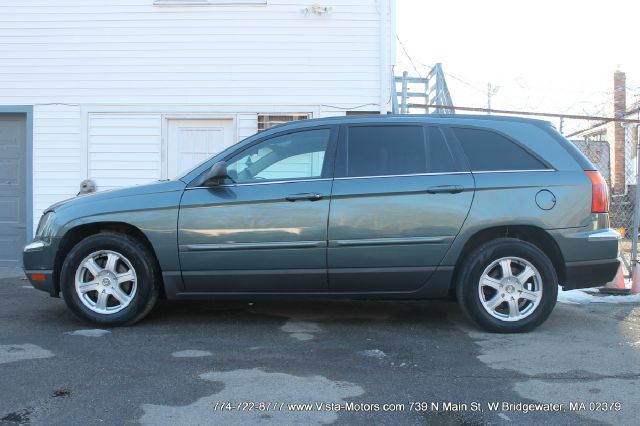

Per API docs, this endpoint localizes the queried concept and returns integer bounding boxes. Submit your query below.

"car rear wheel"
[61,233,159,326]
[456,238,558,333]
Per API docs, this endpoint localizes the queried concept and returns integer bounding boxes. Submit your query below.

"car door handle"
[426,185,465,194]
[285,192,323,202]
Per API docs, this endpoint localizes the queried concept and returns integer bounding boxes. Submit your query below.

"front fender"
[55,189,183,272]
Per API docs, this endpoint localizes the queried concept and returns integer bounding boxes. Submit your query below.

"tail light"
[585,171,609,213]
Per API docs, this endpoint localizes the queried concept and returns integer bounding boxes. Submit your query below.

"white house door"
[167,119,235,178]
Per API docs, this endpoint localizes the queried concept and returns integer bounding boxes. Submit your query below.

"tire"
[60,232,159,326]
[456,238,558,333]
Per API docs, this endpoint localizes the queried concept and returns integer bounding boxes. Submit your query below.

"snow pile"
[557,286,640,304]
[360,349,387,359]
[65,329,111,337]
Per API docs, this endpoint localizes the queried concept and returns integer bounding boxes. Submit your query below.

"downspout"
[389,0,397,113]
[379,0,391,114]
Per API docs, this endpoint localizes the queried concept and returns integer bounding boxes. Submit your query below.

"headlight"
[35,212,55,239]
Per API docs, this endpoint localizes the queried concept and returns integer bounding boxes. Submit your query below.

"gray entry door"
[0,115,26,268]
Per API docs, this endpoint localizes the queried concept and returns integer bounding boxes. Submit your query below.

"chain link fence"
[572,127,638,274]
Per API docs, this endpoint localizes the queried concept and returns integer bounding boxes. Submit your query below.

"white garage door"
[0,115,26,268]
[167,119,235,178]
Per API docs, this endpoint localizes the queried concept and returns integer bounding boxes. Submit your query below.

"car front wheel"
[456,238,558,333]
[60,233,159,326]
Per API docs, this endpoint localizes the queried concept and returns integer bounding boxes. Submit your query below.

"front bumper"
[23,270,56,296]
[23,239,58,297]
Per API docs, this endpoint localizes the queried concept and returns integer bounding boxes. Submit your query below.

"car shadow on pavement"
[145,298,461,329]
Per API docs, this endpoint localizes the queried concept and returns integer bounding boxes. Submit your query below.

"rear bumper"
[563,258,620,290]
[551,227,620,289]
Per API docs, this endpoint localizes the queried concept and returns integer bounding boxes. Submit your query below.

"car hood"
[46,180,186,213]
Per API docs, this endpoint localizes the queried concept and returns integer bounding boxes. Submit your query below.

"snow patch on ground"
[65,329,111,337]
[557,286,640,304]
[462,314,640,425]
[289,333,315,341]
[461,312,640,377]
[359,349,386,359]
[171,350,212,358]
[0,344,54,364]
[249,302,410,342]
[281,321,321,341]
[139,368,364,425]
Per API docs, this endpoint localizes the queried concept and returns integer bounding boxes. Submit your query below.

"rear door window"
[451,127,548,171]
[427,126,457,173]
[342,125,456,177]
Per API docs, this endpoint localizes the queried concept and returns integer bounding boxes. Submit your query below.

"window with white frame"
[257,114,311,131]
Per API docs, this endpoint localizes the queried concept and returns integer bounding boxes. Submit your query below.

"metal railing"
[392,63,454,115]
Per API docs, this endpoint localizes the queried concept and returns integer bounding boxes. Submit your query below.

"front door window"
[226,129,330,183]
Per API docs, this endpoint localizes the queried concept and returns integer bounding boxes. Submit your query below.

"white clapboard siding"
[32,104,82,230]
[0,0,394,230]
[88,114,163,192]
[0,0,388,106]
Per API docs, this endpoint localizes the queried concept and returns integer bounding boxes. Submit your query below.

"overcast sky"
[395,0,640,132]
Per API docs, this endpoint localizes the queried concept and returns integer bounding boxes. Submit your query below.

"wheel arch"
[53,222,165,297]
[450,225,565,297]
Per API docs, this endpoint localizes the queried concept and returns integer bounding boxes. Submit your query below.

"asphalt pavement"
[1,275,639,425]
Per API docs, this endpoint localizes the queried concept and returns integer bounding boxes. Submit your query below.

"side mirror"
[202,161,230,186]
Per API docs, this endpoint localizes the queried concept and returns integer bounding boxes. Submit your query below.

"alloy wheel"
[74,250,138,315]
[477,256,543,322]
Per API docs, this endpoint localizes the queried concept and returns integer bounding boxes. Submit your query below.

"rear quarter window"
[451,127,548,171]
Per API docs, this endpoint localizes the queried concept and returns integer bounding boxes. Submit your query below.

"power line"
[396,35,422,77]
[395,58,624,118]
[444,72,485,94]
[410,57,433,70]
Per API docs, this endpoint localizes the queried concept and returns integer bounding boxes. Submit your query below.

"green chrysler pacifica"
[23,115,620,332]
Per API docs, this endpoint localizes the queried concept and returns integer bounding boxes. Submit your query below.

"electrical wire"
[320,103,381,110]
[396,34,422,77]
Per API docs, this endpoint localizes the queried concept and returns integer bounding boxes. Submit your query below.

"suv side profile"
[23,115,620,332]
